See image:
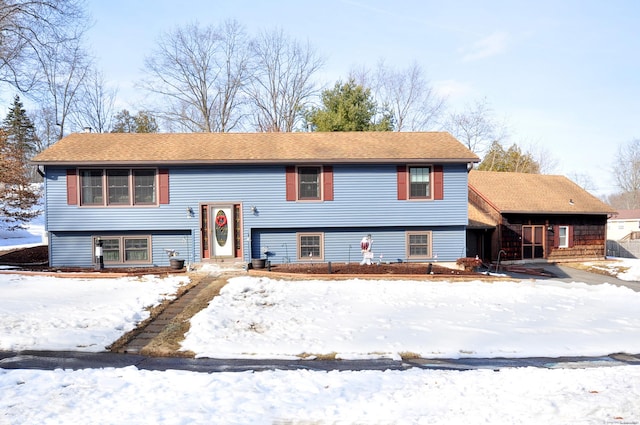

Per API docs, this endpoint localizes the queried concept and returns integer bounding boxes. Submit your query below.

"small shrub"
[456,257,482,271]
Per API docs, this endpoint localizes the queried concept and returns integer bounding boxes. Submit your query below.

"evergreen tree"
[3,95,39,157]
[306,79,393,131]
[478,141,540,173]
[111,109,159,133]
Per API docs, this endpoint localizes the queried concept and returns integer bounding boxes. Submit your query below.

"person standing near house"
[360,234,373,265]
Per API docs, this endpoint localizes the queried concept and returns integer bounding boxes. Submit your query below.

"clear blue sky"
[85,0,640,197]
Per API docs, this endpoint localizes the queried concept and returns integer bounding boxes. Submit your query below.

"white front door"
[212,206,234,257]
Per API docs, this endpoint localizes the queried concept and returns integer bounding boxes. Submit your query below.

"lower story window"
[298,233,323,260]
[94,236,151,264]
[406,231,432,259]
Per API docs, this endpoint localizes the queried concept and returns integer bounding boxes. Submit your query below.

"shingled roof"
[469,170,615,215]
[32,132,480,165]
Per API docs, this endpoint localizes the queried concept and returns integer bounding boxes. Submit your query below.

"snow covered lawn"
[1,271,640,423]
[0,273,189,352]
[181,276,640,360]
[2,365,639,424]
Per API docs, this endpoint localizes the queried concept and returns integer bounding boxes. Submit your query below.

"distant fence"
[607,240,640,258]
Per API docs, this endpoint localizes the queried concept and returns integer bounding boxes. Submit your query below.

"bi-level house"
[32,132,479,268]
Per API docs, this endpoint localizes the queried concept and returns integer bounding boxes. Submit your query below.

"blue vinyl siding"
[44,163,470,267]
[49,231,193,267]
[250,226,466,264]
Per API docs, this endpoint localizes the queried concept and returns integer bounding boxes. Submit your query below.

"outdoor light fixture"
[250,205,258,215]
[186,207,194,218]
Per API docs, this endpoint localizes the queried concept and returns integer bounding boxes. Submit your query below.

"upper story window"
[79,168,158,206]
[285,165,333,202]
[409,166,431,199]
[397,165,444,201]
[298,167,321,200]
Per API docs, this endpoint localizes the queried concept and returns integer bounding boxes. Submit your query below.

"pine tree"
[111,109,159,133]
[478,141,540,173]
[306,79,393,131]
[3,95,39,158]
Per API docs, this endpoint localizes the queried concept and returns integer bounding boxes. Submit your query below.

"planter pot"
[251,258,266,269]
[170,258,185,270]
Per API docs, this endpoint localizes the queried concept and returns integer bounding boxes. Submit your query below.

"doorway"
[201,204,241,259]
[522,225,545,259]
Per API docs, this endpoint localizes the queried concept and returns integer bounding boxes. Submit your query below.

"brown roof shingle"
[469,170,615,215]
[468,203,497,228]
[32,132,480,165]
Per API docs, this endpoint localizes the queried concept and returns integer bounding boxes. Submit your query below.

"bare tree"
[606,191,639,210]
[30,106,58,151]
[140,20,250,132]
[568,172,596,192]
[34,39,91,139]
[246,28,324,132]
[354,61,445,131]
[0,0,88,93]
[612,138,640,208]
[72,68,117,133]
[443,97,502,155]
[527,141,558,174]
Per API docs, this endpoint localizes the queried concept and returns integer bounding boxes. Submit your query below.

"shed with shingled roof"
[467,170,615,262]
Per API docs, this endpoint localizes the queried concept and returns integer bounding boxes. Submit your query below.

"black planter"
[170,258,185,270]
[251,258,266,269]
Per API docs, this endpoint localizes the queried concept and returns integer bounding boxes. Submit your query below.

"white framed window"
[558,226,569,248]
[297,232,324,261]
[409,166,431,199]
[93,236,152,264]
[406,231,432,259]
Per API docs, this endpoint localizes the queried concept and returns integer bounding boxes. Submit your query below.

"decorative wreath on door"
[215,215,227,227]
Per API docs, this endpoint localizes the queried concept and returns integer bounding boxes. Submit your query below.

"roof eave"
[500,210,614,215]
[32,157,480,166]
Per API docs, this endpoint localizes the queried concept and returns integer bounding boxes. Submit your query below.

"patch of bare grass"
[299,352,338,360]
[563,260,629,278]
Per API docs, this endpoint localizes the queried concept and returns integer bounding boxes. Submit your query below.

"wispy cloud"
[460,31,510,62]
[433,79,473,100]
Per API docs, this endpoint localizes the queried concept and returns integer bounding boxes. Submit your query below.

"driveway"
[503,263,640,292]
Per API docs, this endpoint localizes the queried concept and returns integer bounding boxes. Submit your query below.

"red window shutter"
[66,169,78,205]
[323,166,334,201]
[433,165,444,200]
[397,165,407,200]
[285,166,296,201]
[158,169,169,204]
[553,226,560,248]
[568,226,574,248]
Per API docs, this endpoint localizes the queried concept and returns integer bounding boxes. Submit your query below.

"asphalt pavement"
[1,350,640,372]
[502,262,640,292]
